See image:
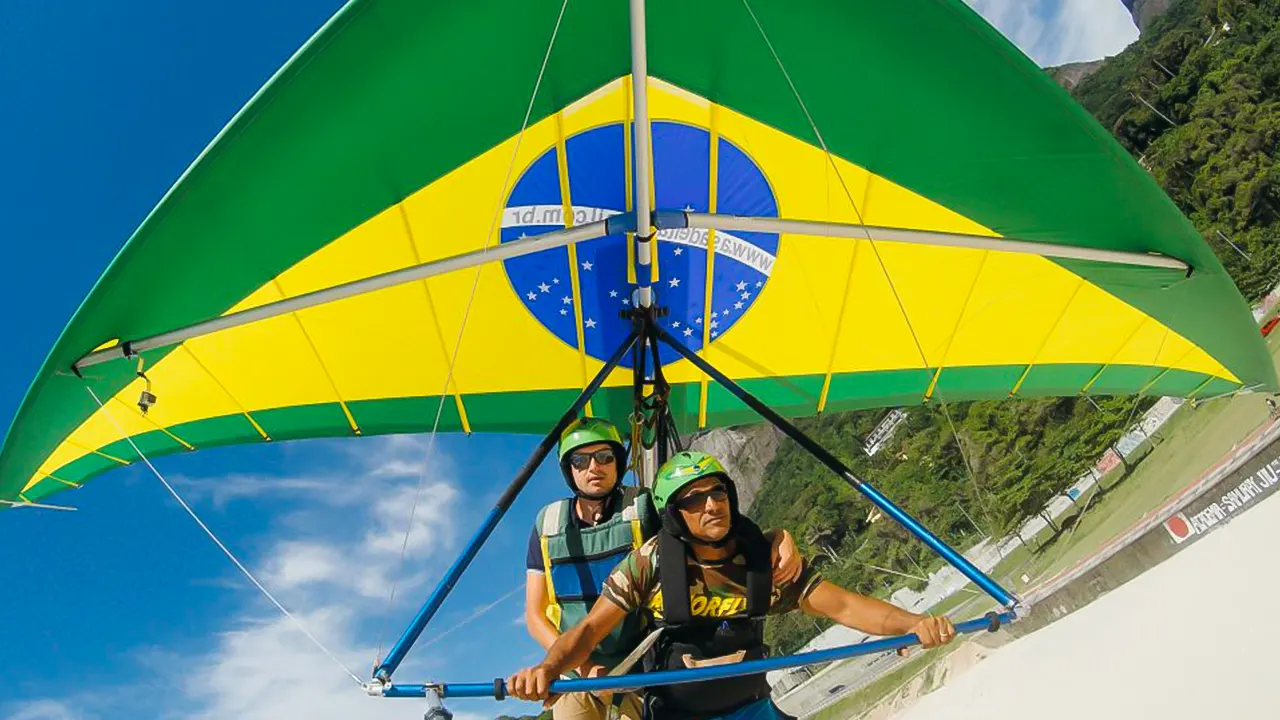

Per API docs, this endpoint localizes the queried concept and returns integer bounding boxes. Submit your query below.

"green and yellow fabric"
[2,0,1275,506]
[536,485,657,668]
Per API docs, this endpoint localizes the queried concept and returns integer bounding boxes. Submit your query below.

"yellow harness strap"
[540,535,563,629]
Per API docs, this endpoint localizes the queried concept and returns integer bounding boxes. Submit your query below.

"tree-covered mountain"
[1073,0,1280,299]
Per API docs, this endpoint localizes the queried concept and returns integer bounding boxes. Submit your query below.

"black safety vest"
[643,518,773,719]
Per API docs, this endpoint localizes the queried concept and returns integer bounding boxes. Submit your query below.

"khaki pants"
[550,691,643,720]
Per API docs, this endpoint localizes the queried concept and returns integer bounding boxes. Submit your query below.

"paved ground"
[898,491,1280,720]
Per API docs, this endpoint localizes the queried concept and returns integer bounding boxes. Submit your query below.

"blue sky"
[0,2,1137,719]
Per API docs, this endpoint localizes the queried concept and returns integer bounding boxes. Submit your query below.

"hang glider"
[1,0,1272,707]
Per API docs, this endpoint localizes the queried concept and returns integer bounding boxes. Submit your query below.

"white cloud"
[1047,0,1140,65]
[140,435,512,719]
[263,540,346,588]
[182,607,390,720]
[965,0,1139,66]
[363,480,459,557]
[172,472,338,511]
[5,700,93,720]
[966,0,1049,58]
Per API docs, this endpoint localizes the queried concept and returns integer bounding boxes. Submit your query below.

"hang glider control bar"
[72,211,1189,372]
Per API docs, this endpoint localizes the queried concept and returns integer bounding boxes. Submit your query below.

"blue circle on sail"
[500,121,779,368]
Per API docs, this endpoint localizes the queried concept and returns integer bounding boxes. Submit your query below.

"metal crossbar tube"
[0,499,77,511]
[630,0,654,308]
[373,329,639,681]
[381,612,1013,699]
[668,212,1188,272]
[74,221,614,370]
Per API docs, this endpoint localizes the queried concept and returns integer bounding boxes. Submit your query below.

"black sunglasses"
[569,448,617,470]
[673,485,729,511]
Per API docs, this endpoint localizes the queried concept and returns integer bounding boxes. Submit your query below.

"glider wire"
[738,0,933,376]
[416,583,523,651]
[742,0,1006,569]
[940,401,996,529]
[375,0,573,667]
[84,386,364,687]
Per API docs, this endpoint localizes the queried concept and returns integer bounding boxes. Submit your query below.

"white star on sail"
[538,282,551,293]
[609,289,619,298]
[669,277,680,288]
[673,247,683,256]
[735,281,748,291]
[562,296,572,304]
[582,261,593,271]
[526,291,537,300]
[683,326,694,337]
[741,291,751,300]
[560,308,568,316]
[584,318,597,329]
[734,301,744,310]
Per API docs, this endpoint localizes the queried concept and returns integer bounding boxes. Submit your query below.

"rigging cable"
[84,386,364,687]
[738,0,934,383]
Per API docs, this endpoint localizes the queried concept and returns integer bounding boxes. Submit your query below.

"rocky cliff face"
[686,424,784,513]
[1121,0,1174,33]
[1049,59,1107,90]
[1047,1,1174,91]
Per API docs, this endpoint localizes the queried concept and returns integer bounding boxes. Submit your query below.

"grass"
[1009,331,1280,589]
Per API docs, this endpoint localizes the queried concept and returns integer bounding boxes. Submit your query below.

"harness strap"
[657,516,772,625]
[541,498,571,536]
[659,530,693,624]
[538,500,571,628]
[539,534,561,629]
[620,486,646,549]
[739,518,771,619]
[540,489,651,628]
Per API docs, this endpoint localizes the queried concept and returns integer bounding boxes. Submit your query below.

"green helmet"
[652,451,730,512]
[558,417,624,460]
[558,417,626,498]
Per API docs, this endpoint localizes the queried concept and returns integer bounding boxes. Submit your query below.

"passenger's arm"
[508,597,630,701]
[764,528,802,586]
[523,570,561,651]
[800,580,956,648]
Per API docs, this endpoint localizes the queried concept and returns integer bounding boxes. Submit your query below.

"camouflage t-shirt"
[601,536,822,621]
